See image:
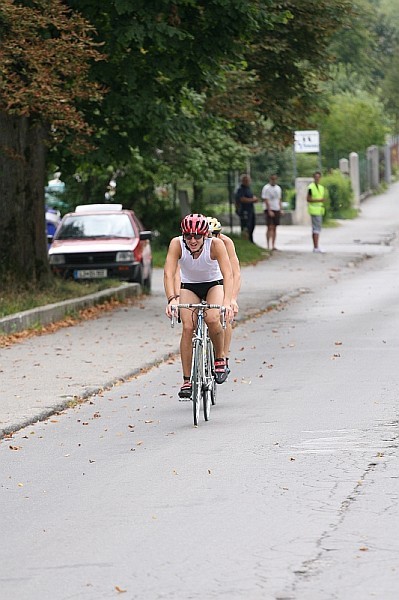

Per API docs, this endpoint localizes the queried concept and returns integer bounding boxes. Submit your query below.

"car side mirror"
[139,230,152,241]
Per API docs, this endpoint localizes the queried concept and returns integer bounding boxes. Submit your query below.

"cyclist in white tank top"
[164,214,233,399]
[179,236,222,283]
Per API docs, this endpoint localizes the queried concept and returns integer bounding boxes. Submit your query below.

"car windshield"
[56,214,136,240]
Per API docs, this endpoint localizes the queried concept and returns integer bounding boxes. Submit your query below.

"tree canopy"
[2,0,393,285]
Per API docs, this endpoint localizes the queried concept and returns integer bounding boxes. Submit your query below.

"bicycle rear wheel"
[203,337,213,420]
[191,340,203,427]
[203,380,212,422]
[207,341,217,406]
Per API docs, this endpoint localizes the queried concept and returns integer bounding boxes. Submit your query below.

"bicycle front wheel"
[191,340,203,427]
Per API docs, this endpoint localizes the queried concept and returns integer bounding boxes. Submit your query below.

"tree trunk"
[0,112,51,285]
[192,182,205,213]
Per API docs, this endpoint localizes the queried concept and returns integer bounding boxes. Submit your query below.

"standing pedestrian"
[235,174,258,243]
[307,171,326,253]
[261,174,283,251]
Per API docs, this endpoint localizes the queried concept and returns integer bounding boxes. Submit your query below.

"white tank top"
[179,236,222,283]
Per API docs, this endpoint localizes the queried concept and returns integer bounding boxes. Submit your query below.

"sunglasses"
[183,233,203,240]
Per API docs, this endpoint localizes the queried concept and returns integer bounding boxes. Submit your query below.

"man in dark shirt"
[235,174,258,243]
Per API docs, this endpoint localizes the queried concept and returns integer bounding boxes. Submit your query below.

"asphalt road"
[0,186,395,436]
[1,185,399,599]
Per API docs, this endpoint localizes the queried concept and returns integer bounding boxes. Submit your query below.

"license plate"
[74,269,107,279]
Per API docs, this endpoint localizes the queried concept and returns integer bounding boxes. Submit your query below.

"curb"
[0,283,142,335]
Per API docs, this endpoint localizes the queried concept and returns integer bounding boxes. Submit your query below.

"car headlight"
[49,254,65,265]
[116,251,134,262]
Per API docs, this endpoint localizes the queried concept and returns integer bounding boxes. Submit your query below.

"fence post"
[367,145,379,189]
[293,177,312,226]
[339,158,349,176]
[349,152,360,208]
[384,144,392,184]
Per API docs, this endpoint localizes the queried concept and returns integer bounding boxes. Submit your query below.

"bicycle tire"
[203,348,211,422]
[208,342,217,406]
[191,340,203,427]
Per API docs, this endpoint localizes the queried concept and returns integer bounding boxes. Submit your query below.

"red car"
[48,204,152,289]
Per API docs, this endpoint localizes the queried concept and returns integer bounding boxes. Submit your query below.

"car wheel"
[129,264,144,286]
[143,262,152,292]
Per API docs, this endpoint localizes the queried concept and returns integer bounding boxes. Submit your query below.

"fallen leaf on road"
[335,341,343,346]
[144,420,154,424]
[9,446,21,451]
[136,441,144,446]
[359,547,368,552]
[115,586,127,593]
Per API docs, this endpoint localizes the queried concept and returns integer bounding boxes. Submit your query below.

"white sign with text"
[294,130,320,153]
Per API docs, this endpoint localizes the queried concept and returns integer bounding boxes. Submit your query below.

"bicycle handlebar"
[170,303,226,329]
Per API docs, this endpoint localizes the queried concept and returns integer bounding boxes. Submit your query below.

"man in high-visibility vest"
[307,171,326,253]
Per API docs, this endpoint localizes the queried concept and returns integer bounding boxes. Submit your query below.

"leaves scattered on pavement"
[0,296,145,348]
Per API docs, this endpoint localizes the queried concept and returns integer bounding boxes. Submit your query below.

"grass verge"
[0,278,123,318]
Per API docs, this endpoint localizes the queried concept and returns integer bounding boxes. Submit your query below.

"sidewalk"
[1,183,399,437]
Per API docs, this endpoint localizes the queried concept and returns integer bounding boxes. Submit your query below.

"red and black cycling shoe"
[178,380,192,401]
[214,358,228,384]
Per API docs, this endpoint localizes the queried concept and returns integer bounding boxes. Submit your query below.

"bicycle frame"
[171,302,225,425]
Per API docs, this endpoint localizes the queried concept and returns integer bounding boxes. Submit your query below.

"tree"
[318,92,390,162]
[0,0,103,284]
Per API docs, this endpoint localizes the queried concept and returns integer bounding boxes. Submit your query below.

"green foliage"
[321,170,354,218]
[318,92,390,159]
[138,198,181,248]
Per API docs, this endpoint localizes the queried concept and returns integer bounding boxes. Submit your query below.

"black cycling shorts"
[181,280,223,301]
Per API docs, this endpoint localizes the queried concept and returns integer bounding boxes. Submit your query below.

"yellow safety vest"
[307,182,325,216]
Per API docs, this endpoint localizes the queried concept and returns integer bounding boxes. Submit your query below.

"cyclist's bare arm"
[164,237,182,317]
[210,237,233,320]
[221,234,241,314]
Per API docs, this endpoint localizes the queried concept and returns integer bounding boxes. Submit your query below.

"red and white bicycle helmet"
[181,213,209,236]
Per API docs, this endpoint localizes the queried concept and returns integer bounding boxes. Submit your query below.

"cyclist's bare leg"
[179,288,199,378]
[224,320,232,358]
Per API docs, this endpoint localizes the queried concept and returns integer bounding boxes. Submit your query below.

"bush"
[322,170,354,219]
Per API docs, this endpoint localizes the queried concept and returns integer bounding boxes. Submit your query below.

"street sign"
[294,130,320,153]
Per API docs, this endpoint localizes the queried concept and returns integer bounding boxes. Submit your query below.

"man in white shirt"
[261,174,283,251]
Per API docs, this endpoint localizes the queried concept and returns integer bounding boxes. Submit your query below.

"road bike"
[171,302,226,426]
